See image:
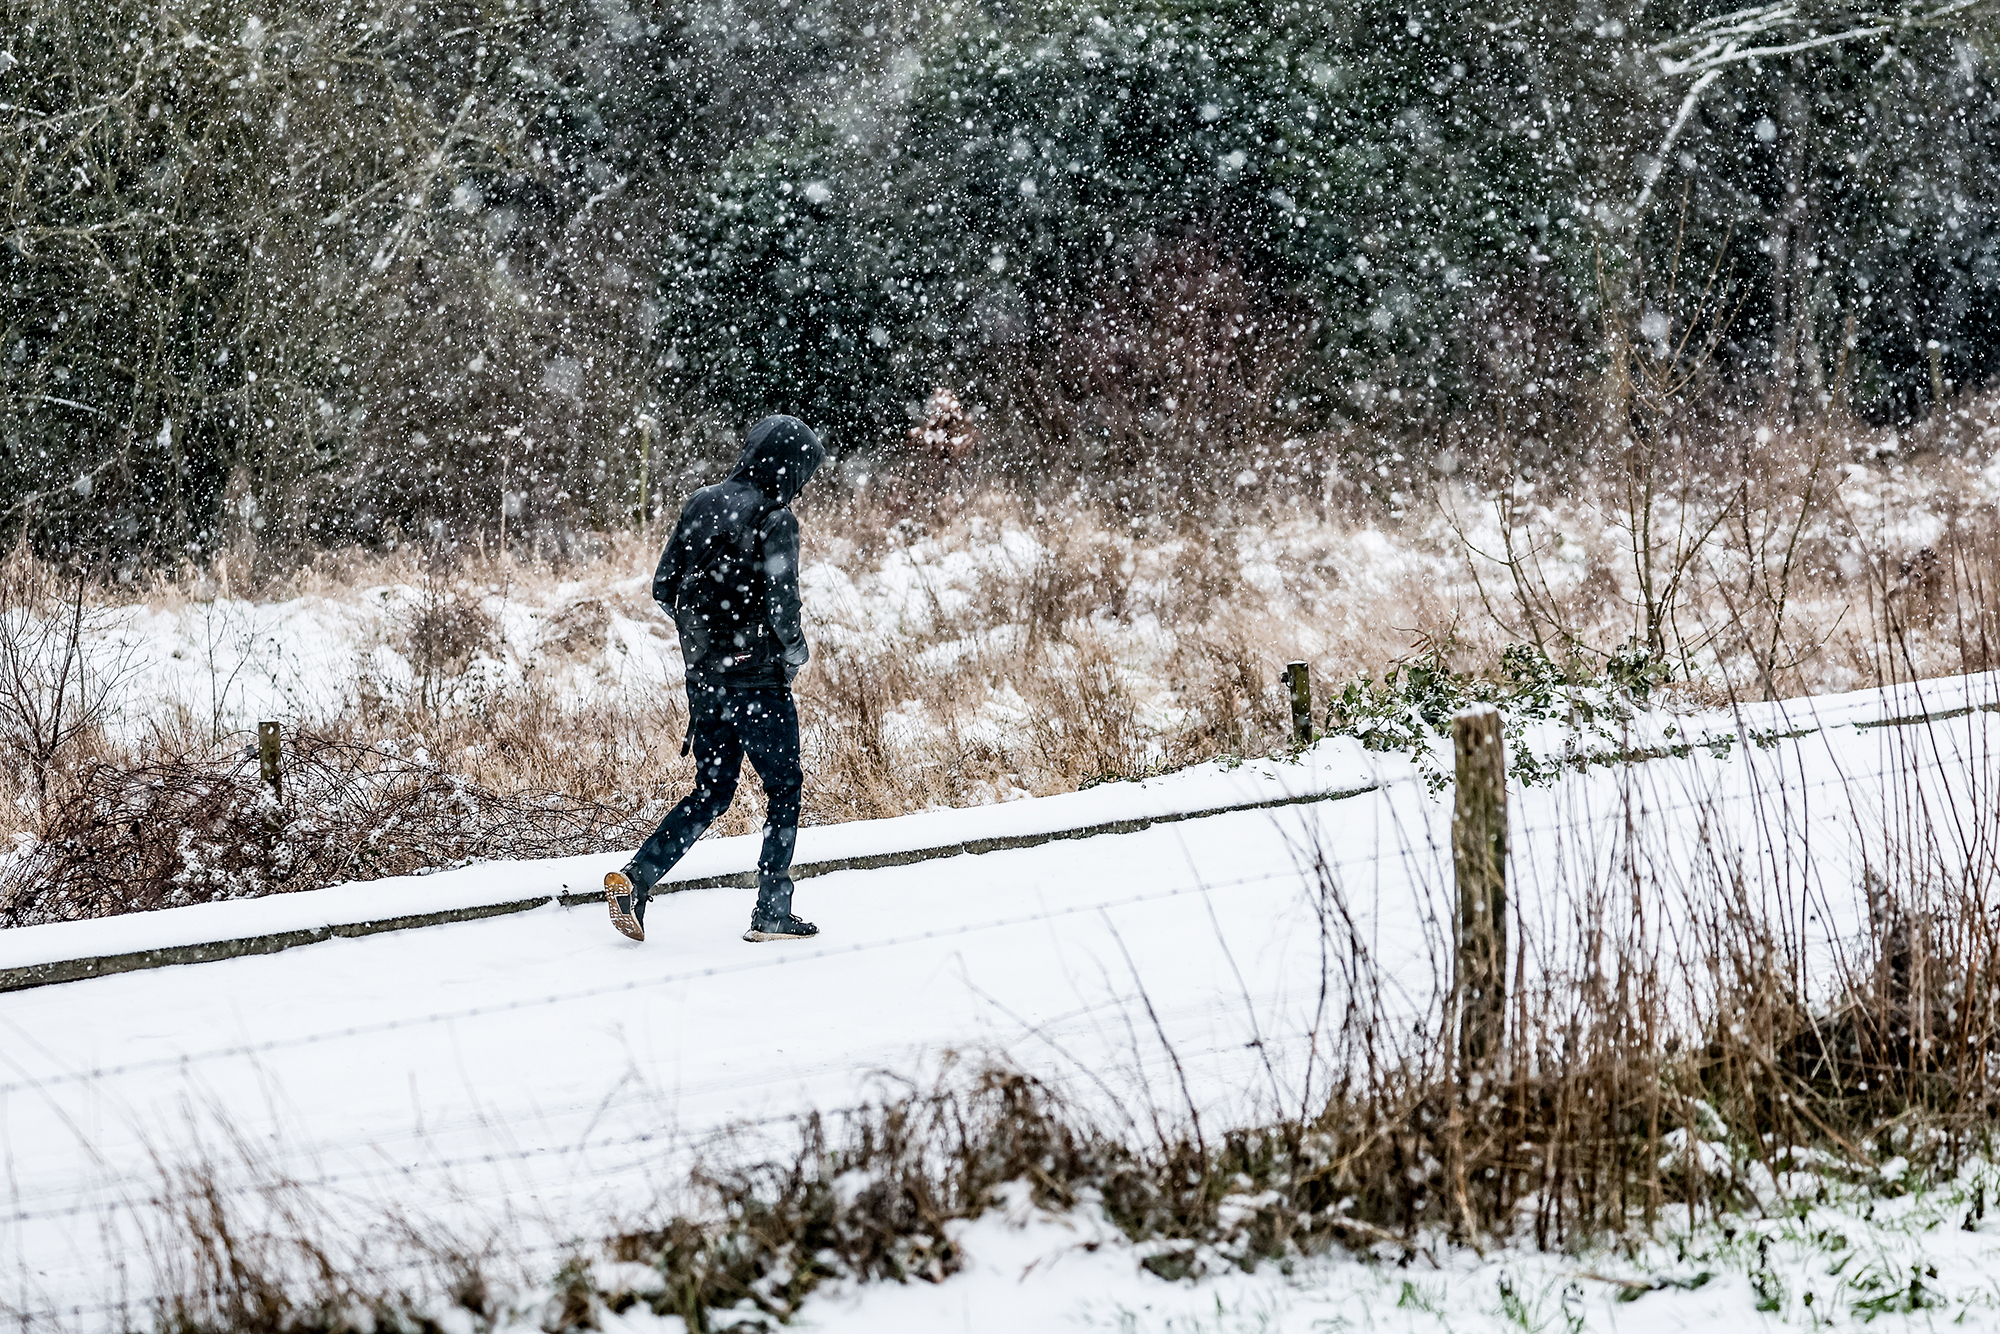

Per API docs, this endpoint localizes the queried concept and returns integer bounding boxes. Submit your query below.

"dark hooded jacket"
[653,415,826,690]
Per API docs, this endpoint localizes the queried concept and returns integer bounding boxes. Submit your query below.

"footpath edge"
[0,783,1378,995]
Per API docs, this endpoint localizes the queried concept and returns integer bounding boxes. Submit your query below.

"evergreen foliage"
[1,0,1994,560]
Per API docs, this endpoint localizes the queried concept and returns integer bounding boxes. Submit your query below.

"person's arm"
[760,507,809,682]
[655,514,715,669]
[652,519,689,612]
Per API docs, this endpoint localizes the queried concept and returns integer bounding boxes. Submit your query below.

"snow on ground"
[90,576,678,738]
[65,463,2000,793]
[87,528,1082,737]
[679,1168,2000,1332]
[4,675,2000,1326]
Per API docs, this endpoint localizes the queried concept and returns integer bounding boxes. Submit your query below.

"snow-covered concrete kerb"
[0,739,1387,990]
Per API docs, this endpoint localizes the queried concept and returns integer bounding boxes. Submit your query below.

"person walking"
[605,414,826,944]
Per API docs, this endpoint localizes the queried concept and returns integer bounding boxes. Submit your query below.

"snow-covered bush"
[1324,639,1670,788]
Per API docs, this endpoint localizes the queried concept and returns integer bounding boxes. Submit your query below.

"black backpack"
[671,493,778,671]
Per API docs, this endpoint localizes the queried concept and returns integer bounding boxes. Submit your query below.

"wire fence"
[6,701,2000,1326]
[0,1021,1336,1330]
[0,855,1396,1103]
[0,839,1416,1231]
[5,720,1990,1176]
[13,717,1979,1106]
[0,1007,1324,1237]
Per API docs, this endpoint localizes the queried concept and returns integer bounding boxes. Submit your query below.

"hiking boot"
[742,913,818,943]
[605,869,645,942]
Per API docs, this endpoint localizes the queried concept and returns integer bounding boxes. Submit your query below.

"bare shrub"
[540,597,616,659]
[1705,427,1840,698]
[140,1144,512,1334]
[797,647,919,820]
[603,1064,1451,1321]
[611,1071,1080,1322]
[0,724,660,926]
[1833,489,2000,688]
[0,549,129,812]
[1022,635,1146,787]
[1445,201,1879,700]
[389,547,500,714]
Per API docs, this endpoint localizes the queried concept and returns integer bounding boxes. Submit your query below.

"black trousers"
[626,684,803,921]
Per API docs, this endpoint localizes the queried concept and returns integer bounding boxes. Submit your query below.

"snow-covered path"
[4,676,2000,1322]
[0,768,1446,1318]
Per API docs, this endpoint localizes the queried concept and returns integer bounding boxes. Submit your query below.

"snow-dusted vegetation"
[4,408,1999,922]
[5,0,2000,1326]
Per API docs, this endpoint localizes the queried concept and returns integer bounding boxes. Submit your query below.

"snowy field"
[67,457,2000,745]
[11,2,2000,1324]
[6,674,2000,1327]
[41,436,2000,777]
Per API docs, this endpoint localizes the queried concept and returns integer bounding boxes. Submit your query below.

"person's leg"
[736,688,805,926]
[625,696,743,900]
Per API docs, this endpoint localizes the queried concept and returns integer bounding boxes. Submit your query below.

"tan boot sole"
[605,870,645,942]
[742,928,815,943]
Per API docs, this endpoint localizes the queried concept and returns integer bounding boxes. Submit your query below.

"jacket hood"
[731,415,825,504]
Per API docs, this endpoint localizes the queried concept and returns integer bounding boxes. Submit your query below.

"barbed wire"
[0,1024,1322,1316]
[0,1096,879,1229]
[0,808,1442,1240]
[9,734,1978,1106]
[0,849,1400,1104]
[1507,733,1998,844]
[0,973,1340,1232]
[7,731,1982,1113]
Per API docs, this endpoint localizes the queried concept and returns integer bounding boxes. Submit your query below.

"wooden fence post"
[636,414,657,526]
[1452,706,1507,1077]
[1284,661,1312,745]
[258,720,282,806]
